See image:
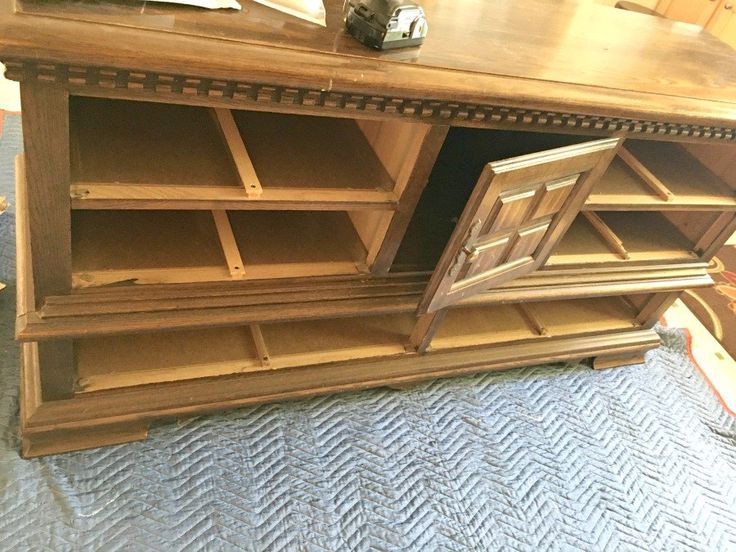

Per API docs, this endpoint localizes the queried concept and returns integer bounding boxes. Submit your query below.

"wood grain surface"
[2,0,736,127]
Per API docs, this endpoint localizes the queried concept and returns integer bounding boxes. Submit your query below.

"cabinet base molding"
[593,352,648,370]
[21,422,150,459]
[20,329,661,457]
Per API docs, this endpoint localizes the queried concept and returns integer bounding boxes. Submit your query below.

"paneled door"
[416,138,621,315]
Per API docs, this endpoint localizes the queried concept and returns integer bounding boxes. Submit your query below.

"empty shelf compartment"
[71,209,368,287]
[586,141,736,210]
[69,97,407,210]
[431,296,640,349]
[75,315,415,393]
[74,296,644,393]
[547,211,700,266]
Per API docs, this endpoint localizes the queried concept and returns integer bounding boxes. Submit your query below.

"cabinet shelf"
[585,141,736,211]
[69,97,400,211]
[74,296,642,393]
[547,211,699,267]
[71,209,368,288]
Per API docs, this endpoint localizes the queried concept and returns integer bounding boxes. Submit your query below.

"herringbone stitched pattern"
[1,114,735,551]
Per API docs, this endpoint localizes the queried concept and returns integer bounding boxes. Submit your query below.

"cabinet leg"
[592,352,647,370]
[22,421,150,458]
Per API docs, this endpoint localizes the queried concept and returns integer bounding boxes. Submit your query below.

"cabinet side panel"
[20,81,72,303]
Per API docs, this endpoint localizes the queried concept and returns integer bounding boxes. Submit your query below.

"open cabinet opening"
[74,294,650,393]
[391,127,735,274]
[391,126,606,272]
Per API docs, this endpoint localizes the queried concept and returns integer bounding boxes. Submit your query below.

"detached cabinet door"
[417,138,620,314]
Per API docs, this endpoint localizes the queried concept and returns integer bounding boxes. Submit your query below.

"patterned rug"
[1,111,736,550]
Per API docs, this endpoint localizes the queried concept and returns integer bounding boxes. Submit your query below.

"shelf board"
[70,98,397,210]
[585,142,736,211]
[71,183,398,211]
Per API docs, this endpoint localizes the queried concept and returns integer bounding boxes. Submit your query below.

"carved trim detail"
[5,59,736,142]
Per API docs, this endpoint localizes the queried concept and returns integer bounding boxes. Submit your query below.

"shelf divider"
[582,211,630,260]
[213,108,264,197]
[249,324,271,367]
[617,147,674,202]
[211,210,246,279]
[516,304,549,336]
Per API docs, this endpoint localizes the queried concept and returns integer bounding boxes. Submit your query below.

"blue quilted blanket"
[1,112,735,551]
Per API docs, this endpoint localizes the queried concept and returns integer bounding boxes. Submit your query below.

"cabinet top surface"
[3,0,736,127]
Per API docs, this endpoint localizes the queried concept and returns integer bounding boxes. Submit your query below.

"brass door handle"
[462,246,480,263]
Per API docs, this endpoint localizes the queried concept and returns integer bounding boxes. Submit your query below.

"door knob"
[726,3,733,9]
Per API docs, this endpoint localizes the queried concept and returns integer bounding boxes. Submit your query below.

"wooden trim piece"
[19,342,42,425]
[15,155,33,318]
[592,352,646,370]
[409,310,447,353]
[371,125,450,273]
[22,329,662,444]
[212,108,263,197]
[617,147,674,201]
[18,267,713,342]
[636,291,681,326]
[19,80,72,304]
[72,266,233,288]
[72,262,364,288]
[4,57,736,144]
[212,210,246,279]
[22,421,150,458]
[71,183,398,211]
[581,211,630,260]
[16,154,75,400]
[250,324,270,366]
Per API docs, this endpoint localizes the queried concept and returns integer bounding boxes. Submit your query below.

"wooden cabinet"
[656,0,721,26]
[4,0,736,457]
[708,0,736,47]
[656,0,736,48]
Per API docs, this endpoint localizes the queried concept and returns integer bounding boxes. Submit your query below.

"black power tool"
[346,0,428,50]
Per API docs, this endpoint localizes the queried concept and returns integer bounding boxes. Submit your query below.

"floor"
[0,63,734,415]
